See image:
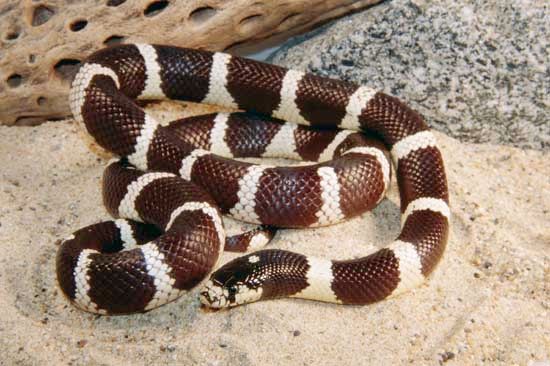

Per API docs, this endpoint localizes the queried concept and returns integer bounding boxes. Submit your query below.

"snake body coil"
[56,44,449,314]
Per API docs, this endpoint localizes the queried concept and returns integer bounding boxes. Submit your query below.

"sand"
[0,103,548,365]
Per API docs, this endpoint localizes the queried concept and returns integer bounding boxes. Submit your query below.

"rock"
[0,0,381,126]
[270,0,549,151]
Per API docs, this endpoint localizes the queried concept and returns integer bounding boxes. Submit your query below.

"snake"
[56,44,449,314]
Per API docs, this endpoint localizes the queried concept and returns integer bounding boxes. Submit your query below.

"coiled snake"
[56,44,449,314]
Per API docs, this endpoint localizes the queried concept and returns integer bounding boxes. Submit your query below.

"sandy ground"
[0,103,548,365]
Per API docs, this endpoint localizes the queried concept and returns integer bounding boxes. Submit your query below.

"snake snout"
[199,280,228,308]
[200,255,266,308]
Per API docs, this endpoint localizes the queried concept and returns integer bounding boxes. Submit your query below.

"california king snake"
[56,44,449,314]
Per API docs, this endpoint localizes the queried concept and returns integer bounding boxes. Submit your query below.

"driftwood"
[0,0,381,125]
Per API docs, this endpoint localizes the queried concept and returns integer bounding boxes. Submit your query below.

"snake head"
[200,253,266,308]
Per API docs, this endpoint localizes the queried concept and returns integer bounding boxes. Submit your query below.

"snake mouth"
[199,280,231,308]
[199,278,264,308]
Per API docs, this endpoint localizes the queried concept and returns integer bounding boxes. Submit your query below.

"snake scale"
[56,44,449,314]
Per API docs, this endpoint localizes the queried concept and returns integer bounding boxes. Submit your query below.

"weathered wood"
[0,0,380,125]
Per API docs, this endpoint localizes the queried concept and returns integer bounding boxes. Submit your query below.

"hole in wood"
[144,1,169,17]
[280,13,300,26]
[54,59,81,82]
[32,5,55,26]
[7,74,23,88]
[189,6,217,24]
[5,30,20,41]
[70,19,88,32]
[104,35,125,46]
[240,14,263,25]
[37,96,47,106]
[29,54,36,63]
[238,14,264,32]
[106,0,126,6]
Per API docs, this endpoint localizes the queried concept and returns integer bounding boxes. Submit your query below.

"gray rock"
[270,0,549,151]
